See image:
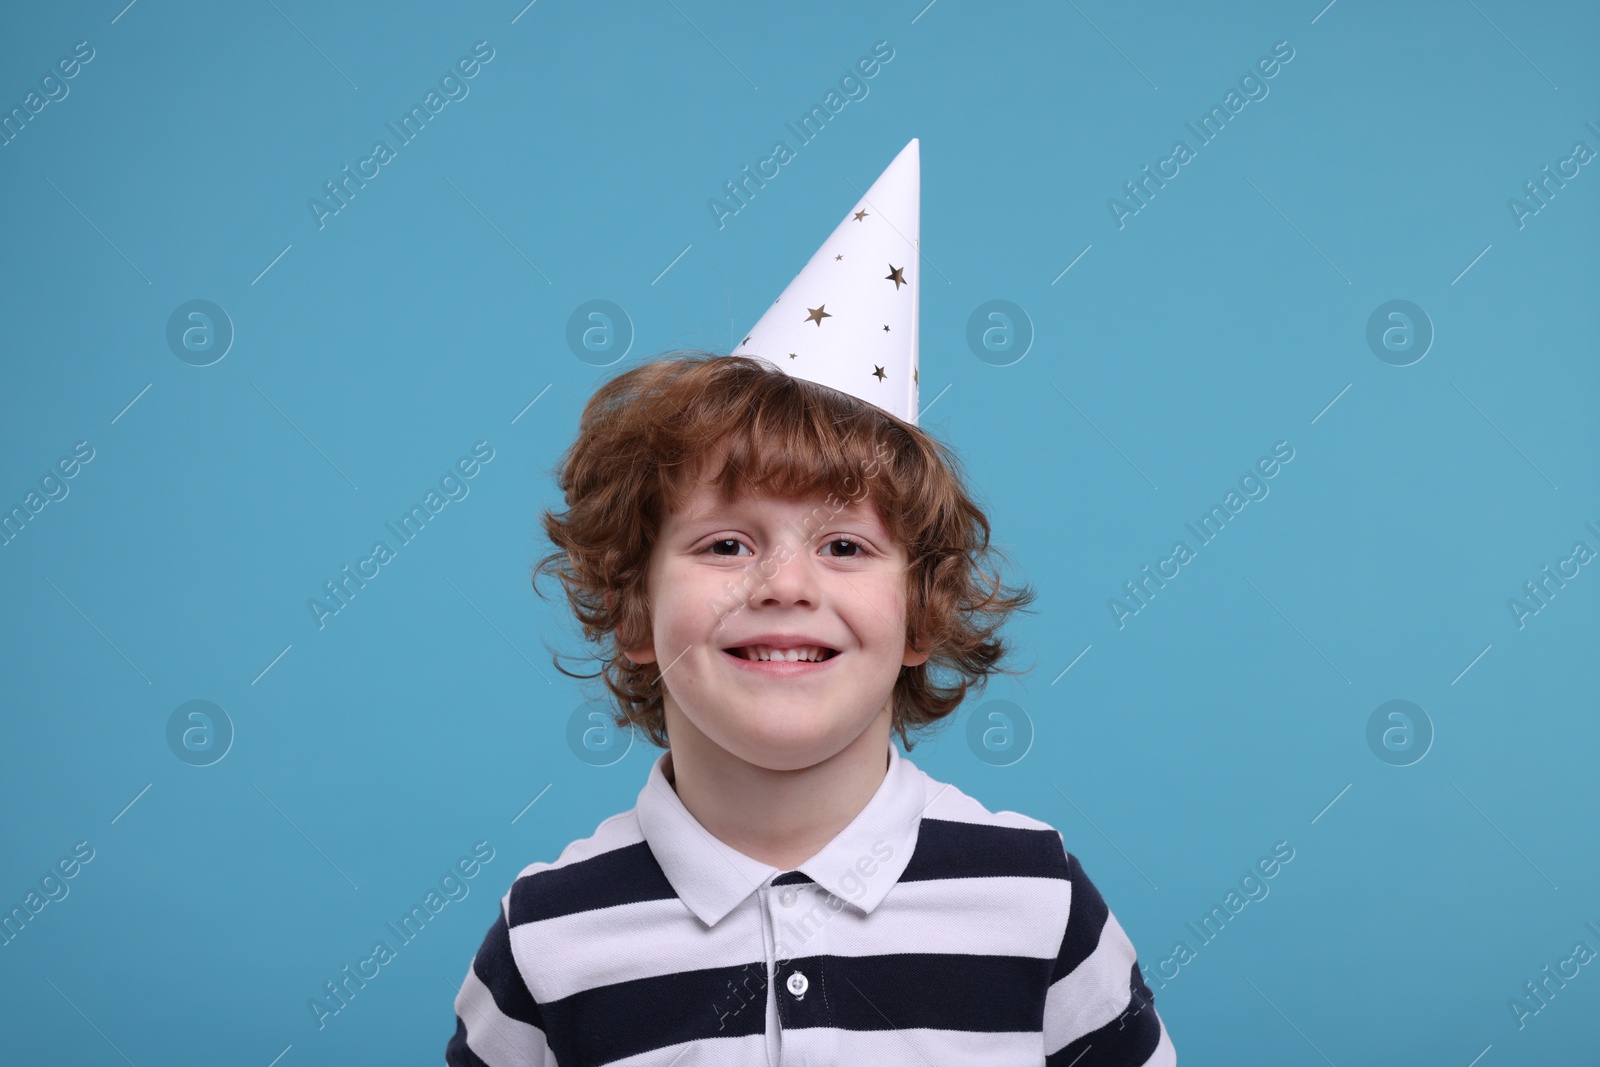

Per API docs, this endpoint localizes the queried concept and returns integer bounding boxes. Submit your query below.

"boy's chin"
[732,742,846,774]
[711,717,885,774]
[664,693,893,774]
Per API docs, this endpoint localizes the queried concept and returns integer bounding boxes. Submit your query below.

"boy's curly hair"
[531,351,1037,751]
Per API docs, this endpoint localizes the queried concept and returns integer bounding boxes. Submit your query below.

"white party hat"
[731,138,920,425]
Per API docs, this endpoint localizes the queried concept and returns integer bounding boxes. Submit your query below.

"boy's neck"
[662,713,893,872]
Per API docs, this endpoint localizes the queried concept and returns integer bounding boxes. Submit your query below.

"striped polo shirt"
[447,742,1176,1066]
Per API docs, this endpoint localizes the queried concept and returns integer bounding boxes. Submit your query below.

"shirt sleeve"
[1043,848,1176,1066]
[446,899,556,1067]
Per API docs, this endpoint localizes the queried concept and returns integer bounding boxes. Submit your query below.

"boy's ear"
[613,593,657,663]
[623,637,657,665]
[902,638,930,668]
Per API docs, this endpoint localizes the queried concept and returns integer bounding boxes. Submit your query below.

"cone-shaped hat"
[731,138,920,425]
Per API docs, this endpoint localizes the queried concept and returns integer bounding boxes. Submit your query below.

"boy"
[446,140,1176,1065]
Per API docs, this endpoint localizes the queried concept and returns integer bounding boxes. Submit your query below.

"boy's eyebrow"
[678,497,889,534]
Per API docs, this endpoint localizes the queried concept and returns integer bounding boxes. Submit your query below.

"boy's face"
[624,477,928,774]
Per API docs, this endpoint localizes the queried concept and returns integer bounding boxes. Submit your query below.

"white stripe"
[790,1026,1043,1065]
[604,1032,769,1067]
[454,963,550,1066]
[799,875,1070,959]
[511,897,765,1002]
[1042,908,1142,1048]
[512,872,1072,1003]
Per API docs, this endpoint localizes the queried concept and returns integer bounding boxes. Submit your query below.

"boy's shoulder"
[908,764,1077,879]
[496,804,667,923]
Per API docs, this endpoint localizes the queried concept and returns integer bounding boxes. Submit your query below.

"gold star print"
[885,264,905,289]
[913,367,918,384]
[805,305,831,326]
[872,365,886,382]
[835,254,843,261]
[788,353,798,359]
[853,209,868,221]
[882,325,890,332]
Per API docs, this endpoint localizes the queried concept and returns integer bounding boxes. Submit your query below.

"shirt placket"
[758,879,782,1066]
[769,875,838,1066]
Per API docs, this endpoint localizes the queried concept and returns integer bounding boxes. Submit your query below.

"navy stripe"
[1046,962,1161,1066]
[901,819,1070,883]
[1051,851,1109,982]
[541,961,769,1067]
[445,1016,493,1067]
[778,952,1051,1033]
[508,841,677,925]
[471,908,544,1030]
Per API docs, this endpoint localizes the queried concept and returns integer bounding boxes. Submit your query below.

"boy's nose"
[751,541,820,605]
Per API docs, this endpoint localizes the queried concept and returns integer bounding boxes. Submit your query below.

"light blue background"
[2,1,1596,1063]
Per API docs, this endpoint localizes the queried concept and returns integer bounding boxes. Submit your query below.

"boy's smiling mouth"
[720,631,845,675]
[719,632,844,664]
[721,645,843,676]
[724,644,841,663]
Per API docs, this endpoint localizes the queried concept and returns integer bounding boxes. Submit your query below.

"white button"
[779,888,798,907]
[786,971,808,998]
